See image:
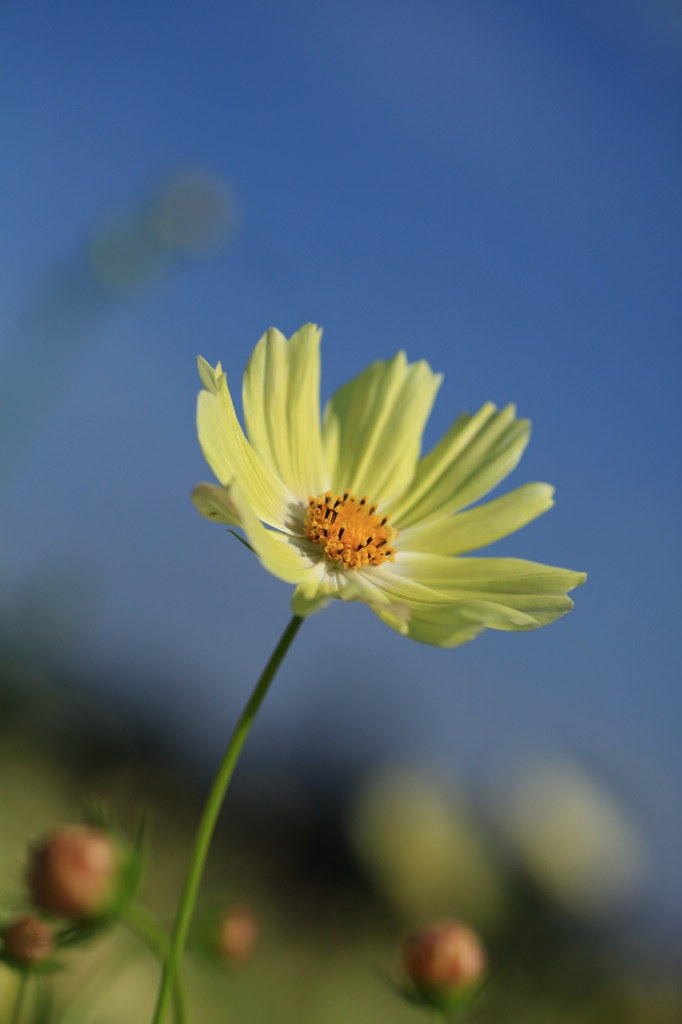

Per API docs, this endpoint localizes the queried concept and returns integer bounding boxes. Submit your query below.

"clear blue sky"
[1,1,680,921]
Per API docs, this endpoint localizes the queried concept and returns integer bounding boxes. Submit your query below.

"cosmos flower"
[192,324,585,646]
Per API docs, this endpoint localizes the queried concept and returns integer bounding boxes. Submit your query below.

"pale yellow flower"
[193,324,585,647]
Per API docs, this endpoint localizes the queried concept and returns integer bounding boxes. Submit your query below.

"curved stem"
[151,614,304,1024]
[124,904,187,1023]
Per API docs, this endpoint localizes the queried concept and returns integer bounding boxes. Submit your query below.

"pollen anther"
[304,491,397,570]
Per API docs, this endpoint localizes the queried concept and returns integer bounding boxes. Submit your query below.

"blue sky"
[1,1,680,920]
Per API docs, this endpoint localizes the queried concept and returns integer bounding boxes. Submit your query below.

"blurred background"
[1,1,680,1020]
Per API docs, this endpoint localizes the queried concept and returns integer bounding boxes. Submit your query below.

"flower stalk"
[11,974,29,1024]
[151,614,304,1024]
[124,904,187,1023]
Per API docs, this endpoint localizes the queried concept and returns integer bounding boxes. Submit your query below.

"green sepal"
[410,976,490,1017]
[228,529,255,553]
[75,802,146,928]
[54,920,107,948]
[386,969,490,1019]
[0,950,67,975]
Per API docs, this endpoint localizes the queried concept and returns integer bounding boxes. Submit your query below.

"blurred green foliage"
[1,650,680,1023]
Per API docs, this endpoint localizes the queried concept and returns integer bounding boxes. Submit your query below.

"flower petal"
[291,564,345,617]
[371,603,489,647]
[291,577,331,617]
[373,594,551,646]
[323,351,442,506]
[394,553,586,628]
[191,482,243,526]
[242,325,327,502]
[291,561,392,617]
[219,479,320,588]
[321,560,488,646]
[330,564,505,645]
[388,403,530,528]
[398,483,555,555]
[361,552,584,647]
[197,356,296,530]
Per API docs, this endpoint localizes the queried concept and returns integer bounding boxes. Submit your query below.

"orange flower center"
[304,490,397,570]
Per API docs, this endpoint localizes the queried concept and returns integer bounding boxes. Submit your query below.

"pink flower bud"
[28,826,122,920]
[214,906,258,966]
[3,916,54,965]
[403,920,487,1001]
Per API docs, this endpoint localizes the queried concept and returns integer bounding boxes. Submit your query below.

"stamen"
[303,490,397,570]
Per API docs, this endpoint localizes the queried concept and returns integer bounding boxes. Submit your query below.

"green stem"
[125,904,187,1023]
[151,614,304,1024]
[10,973,28,1024]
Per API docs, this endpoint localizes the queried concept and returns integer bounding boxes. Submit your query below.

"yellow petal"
[197,356,296,530]
[372,594,552,646]
[291,561,390,617]
[399,483,555,555]
[322,560,492,646]
[372,603,489,647]
[242,325,327,502]
[332,551,585,646]
[291,577,331,617]
[323,351,442,506]
[389,403,530,528]
[394,553,586,628]
[290,564,344,617]
[191,482,243,526]
[225,479,320,586]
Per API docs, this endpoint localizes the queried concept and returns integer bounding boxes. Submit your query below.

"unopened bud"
[214,906,258,966]
[28,826,122,920]
[3,916,54,965]
[403,920,487,1006]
